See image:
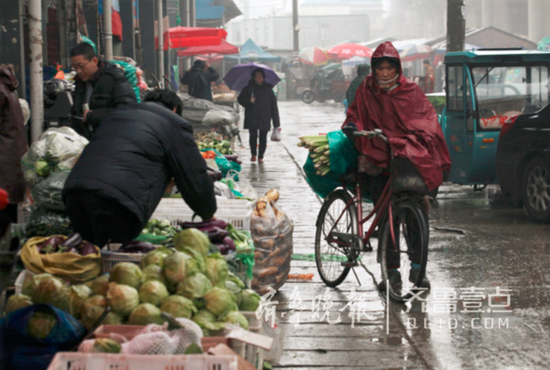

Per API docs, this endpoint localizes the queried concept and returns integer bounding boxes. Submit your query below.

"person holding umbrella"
[237,68,280,163]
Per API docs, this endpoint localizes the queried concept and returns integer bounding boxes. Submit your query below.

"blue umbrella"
[223,63,281,92]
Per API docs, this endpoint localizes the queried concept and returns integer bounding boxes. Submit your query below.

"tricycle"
[301,63,350,104]
[438,49,550,191]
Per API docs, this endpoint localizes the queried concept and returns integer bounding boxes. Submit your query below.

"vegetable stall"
[0,122,293,370]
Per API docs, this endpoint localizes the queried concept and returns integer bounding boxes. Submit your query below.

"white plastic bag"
[271,127,282,142]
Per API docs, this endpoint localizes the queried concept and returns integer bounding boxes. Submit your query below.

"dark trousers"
[65,191,142,248]
[249,130,268,158]
[369,175,421,268]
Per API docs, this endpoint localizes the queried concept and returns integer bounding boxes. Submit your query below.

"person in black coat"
[238,68,280,163]
[181,60,219,102]
[62,90,217,247]
[70,42,137,139]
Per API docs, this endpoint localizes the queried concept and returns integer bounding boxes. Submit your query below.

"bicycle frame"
[325,173,396,252]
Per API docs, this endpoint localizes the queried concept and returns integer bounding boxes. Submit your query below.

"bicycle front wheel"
[379,199,429,302]
[315,190,358,287]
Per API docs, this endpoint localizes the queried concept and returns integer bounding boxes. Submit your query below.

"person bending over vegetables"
[63,89,217,247]
[341,42,451,291]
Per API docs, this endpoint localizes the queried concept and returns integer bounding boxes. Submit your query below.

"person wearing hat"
[181,60,219,102]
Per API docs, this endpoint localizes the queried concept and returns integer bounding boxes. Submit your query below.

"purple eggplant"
[201,226,229,243]
[119,241,157,254]
[39,236,65,254]
[62,233,83,249]
[223,236,236,251]
[207,167,223,181]
[179,219,228,230]
[224,155,239,162]
[215,243,228,255]
[80,241,98,256]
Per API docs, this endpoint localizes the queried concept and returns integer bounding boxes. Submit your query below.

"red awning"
[155,27,228,51]
[177,39,239,57]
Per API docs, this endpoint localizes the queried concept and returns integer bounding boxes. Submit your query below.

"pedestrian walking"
[63,90,217,247]
[346,64,371,107]
[423,59,435,93]
[70,42,137,139]
[0,65,27,223]
[181,60,219,102]
[238,68,281,163]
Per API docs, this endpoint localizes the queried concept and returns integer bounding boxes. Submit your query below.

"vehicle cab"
[440,50,550,187]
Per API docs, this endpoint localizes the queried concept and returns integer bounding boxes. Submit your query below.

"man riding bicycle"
[341,42,451,291]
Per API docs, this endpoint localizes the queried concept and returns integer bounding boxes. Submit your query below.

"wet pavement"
[236,100,550,369]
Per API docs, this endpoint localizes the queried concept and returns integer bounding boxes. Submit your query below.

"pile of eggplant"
[115,241,158,254]
[179,219,236,255]
[37,234,98,256]
[224,155,242,165]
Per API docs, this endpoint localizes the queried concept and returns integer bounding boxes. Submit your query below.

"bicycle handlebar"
[352,129,388,142]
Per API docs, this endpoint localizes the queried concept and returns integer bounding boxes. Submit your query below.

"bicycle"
[314,129,429,302]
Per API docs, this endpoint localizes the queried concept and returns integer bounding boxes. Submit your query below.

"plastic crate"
[152,199,252,231]
[100,249,143,274]
[47,353,238,370]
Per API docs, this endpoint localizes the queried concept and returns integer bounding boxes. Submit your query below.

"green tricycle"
[431,49,550,191]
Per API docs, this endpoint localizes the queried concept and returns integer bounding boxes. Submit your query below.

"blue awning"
[224,38,281,63]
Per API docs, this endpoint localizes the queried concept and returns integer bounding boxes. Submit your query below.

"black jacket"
[181,66,219,102]
[71,61,137,139]
[238,81,280,131]
[63,102,217,225]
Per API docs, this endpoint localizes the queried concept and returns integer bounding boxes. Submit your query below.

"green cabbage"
[109,263,142,289]
[239,289,261,312]
[205,253,229,287]
[192,309,225,332]
[222,311,249,330]
[225,281,242,307]
[163,251,192,284]
[227,272,245,289]
[69,285,92,319]
[204,287,238,317]
[93,338,122,353]
[89,275,110,296]
[140,247,174,269]
[29,273,70,312]
[103,311,124,325]
[27,311,57,339]
[35,158,51,177]
[139,281,169,307]
[128,303,166,325]
[141,265,166,285]
[174,228,210,256]
[81,295,106,330]
[106,284,140,316]
[160,295,197,319]
[5,294,33,315]
[182,247,206,273]
[176,273,212,301]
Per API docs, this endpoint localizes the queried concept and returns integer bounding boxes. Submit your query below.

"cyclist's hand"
[342,122,358,139]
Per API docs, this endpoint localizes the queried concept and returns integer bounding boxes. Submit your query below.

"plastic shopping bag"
[271,127,282,142]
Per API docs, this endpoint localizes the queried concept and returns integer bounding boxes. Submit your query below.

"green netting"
[135,233,168,244]
[303,130,359,198]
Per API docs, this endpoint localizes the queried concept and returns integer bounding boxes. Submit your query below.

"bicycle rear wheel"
[379,199,429,302]
[315,190,358,287]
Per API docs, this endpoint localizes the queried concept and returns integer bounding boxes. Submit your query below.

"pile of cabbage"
[4,228,261,336]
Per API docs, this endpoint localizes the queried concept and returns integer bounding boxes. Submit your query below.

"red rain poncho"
[343,42,451,191]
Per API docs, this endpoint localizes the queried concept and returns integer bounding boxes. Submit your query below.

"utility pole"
[292,0,299,64]
[447,0,465,52]
[158,0,165,88]
[104,0,113,60]
[29,0,43,142]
